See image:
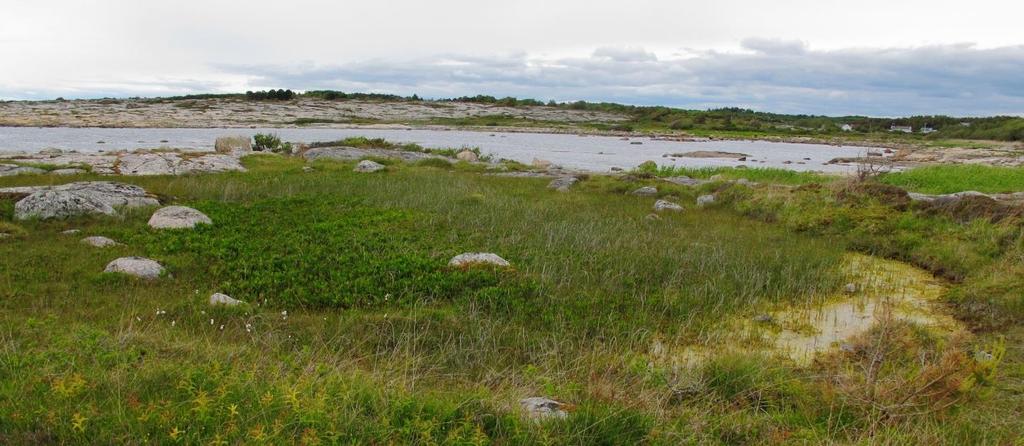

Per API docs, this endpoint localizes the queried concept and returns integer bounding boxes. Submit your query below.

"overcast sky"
[2,0,1023,116]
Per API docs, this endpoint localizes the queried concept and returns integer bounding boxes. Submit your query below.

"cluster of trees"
[245,89,295,101]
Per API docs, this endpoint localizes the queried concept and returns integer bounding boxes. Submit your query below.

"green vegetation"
[634,162,834,185]
[252,133,292,153]
[1,154,1022,443]
[880,165,1024,194]
[244,89,295,101]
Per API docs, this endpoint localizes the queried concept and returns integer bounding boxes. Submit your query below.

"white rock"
[209,293,244,306]
[448,252,511,268]
[61,229,81,235]
[456,150,479,162]
[520,397,568,420]
[844,283,857,294]
[654,200,683,212]
[148,206,212,229]
[104,257,164,279]
[354,160,385,173]
[81,236,120,247]
[696,194,716,207]
[631,186,658,196]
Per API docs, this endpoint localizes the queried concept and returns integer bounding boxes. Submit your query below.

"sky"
[2,0,1023,116]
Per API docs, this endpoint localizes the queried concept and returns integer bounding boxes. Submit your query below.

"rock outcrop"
[4,181,159,220]
[631,186,658,196]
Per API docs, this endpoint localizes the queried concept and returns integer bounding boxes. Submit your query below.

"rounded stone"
[448,252,511,268]
[148,206,212,229]
[81,236,120,247]
[104,257,164,279]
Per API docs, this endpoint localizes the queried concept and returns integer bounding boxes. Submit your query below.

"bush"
[252,133,292,153]
[245,89,295,101]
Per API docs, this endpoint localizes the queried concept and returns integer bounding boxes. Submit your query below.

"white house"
[841,124,854,132]
[890,125,913,133]
[920,127,937,134]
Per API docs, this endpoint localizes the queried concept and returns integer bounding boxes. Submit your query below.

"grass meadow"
[1,155,1022,444]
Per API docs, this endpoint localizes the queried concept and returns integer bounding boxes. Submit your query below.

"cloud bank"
[4,43,1023,117]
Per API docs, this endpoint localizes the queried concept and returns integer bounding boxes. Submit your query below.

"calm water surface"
[0,127,881,172]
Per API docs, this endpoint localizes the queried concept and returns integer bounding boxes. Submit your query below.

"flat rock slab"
[303,147,446,163]
[1,151,245,176]
[548,176,578,192]
[6,181,160,220]
[697,194,716,207]
[148,206,212,229]
[0,164,46,177]
[81,236,120,247]
[449,252,511,268]
[104,257,164,279]
[661,176,709,187]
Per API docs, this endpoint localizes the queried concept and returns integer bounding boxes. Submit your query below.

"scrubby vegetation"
[252,133,292,153]
[1,155,1022,444]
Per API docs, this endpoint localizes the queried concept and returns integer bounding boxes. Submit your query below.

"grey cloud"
[219,43,1024,116]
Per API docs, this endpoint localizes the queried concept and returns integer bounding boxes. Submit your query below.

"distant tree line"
[245,89,295,101]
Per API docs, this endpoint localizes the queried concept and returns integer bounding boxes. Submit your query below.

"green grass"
[879,164,1024,194]
[1,155,1022,443]
[635,163,834,186]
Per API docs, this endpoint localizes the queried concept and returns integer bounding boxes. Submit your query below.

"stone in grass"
[520,397,569,420]
[653,199,683,212]
[62,229,81,235]
[148,206,212,229]
[104,257,164,279]
[448,252,511,268]
[81,236,120,247]
[209,293,244,306]
[631,186,658,196]
[548,176,578,192]
[456,150,479,162]
[752,314,774,323]
[844,283,858,294]
[302,166,314,173]
[354,160,385,173]
[696,194,716,207]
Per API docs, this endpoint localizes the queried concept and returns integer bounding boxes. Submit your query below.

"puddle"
[665,253,961,366]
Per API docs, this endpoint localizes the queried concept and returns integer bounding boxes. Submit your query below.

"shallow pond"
[0,127,881,173]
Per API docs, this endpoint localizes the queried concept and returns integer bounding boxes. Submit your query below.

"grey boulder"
[104,257,164,279]
[520,397,569,420]
[654,200,684,212]
[209,293,244,306]
[631,186,658,196]
[148,206,212,229]
[696,194,716,207]
[81,236,120,247]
